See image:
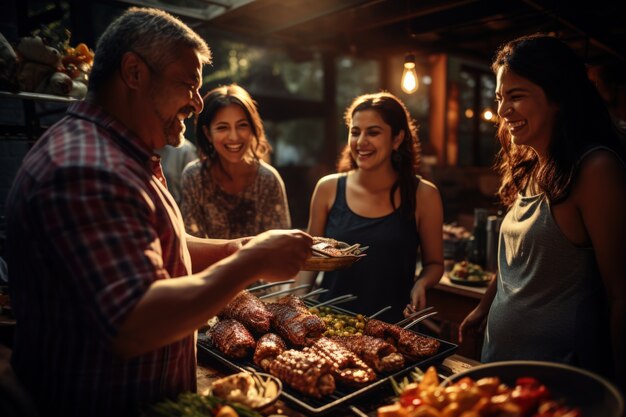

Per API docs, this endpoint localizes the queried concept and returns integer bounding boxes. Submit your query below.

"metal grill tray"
[197,304,457,416]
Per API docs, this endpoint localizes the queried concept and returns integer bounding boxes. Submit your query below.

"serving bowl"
[209,371,282,411]
[443,361,624,417]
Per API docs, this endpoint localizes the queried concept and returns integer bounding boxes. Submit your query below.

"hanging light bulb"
[401,54,419,94]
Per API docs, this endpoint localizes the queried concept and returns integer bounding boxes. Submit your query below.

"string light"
[401,54,419,94]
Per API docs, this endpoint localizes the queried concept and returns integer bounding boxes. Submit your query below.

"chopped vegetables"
[378,366,582,417]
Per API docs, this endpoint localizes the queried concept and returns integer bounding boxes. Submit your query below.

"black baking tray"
[197,303,458,416]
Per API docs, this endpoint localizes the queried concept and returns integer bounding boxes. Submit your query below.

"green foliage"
[146,392,262,417]
[390,367,425,396]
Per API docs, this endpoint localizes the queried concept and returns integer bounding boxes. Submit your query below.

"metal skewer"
[394,306,435,327]
[248,279,295,293]
[368,305,392,319]
[300,287,328,299]
[402,311,439,330]
[258,283,311,299]
[312,294,358,308]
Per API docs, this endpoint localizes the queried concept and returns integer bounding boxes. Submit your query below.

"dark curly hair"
[337,91,421,217]
[493,33,625,207]
[195,84,271,179]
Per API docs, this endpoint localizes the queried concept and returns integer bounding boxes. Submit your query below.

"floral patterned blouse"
[180,159,291,239]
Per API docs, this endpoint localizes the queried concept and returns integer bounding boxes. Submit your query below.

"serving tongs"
[394,306,439,329]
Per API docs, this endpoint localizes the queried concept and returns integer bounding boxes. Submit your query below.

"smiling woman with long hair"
[181,84,290,239]
[298,91,444,323]
[460,34,626,391]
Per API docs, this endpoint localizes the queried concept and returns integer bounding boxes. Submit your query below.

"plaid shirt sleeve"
[29,161,168,339]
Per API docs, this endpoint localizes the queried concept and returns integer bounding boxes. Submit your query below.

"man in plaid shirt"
[5,8,311,417]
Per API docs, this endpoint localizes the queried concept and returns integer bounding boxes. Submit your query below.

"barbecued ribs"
[208,319,256,359]
[268,349,335,398]
[253,333,287,371]
[307,337,376,387]
[332,334,405,374]
[364,319,440,361]
[266,297,326,346]
[218,290,273,334]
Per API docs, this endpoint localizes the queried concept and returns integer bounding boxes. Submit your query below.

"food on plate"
[253,333,287,371]
[443,223,471,240]
[265,297,326,346]
[219,290,273,334]
[210,372,280,410]
[311,237,367,257]
[302,237,367,271]
[377,366,582,417]
[365,319,441,361]
[307,337,376,387]
[204,290,446,401]
[208,319,256,359]
[268,349,336,398]
[450,260,492,282]
[332,334,405,374]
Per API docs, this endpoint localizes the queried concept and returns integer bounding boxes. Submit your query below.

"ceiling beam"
[521,0,625,61]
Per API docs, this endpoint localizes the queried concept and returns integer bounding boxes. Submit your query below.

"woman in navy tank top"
[298,92,444,323]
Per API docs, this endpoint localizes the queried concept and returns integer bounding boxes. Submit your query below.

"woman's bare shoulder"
[316,172,344,189]
[416,177,441,198]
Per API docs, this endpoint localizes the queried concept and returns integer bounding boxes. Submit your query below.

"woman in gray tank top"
[459,34,626,392]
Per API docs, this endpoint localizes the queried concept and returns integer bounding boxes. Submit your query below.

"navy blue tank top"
[319,175,420,323]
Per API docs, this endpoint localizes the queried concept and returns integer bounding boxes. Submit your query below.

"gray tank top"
[482,147,615,378]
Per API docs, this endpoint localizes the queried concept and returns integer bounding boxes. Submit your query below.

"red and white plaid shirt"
[6,100,195,417]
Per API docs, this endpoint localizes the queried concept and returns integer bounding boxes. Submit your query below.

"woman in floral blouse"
[181,84,290,239]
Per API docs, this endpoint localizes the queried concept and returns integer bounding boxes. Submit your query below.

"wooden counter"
[424,274,488,361]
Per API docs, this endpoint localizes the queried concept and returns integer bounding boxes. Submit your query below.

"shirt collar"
[67,100,155,163]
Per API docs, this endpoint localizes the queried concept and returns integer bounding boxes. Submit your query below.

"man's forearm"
[186,235,242,273]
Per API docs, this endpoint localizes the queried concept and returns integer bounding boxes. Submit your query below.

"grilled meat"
[268,349,335,398]
[364,319,440,361]
[266,300,326,346]
[208,319,256,359]
[253,333,287,371]
[274,294,309,312]
[307,337,376,387]
[218,290,273,334]
[331,335,405,373]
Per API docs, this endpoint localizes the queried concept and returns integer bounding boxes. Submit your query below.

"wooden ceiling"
[184,0,625,66]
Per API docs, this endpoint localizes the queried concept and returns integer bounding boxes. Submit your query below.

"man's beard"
[150,89,192,148]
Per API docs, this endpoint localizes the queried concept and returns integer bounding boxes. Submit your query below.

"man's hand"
[240,229,312,281]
